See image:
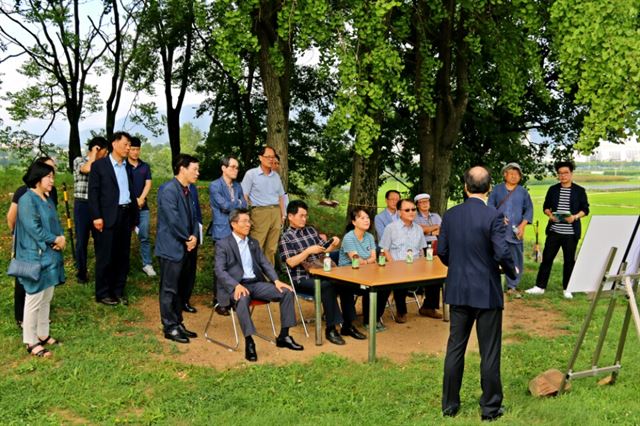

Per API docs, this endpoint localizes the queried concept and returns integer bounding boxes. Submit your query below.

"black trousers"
[94,208,132,300]
[394,285,441,315]
[178,247,197,306]
[535,232,578,290]
[14,277,25,323]
[442,305,503,417]
[74,199,93,277]
[362,289,390,325]
[159,256,194,332]
[297,278,358,328]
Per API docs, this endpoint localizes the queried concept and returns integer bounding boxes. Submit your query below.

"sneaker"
[563,290,573,299]
[142,264,157,277]
[364,321,386,333]
[525,286,545,295]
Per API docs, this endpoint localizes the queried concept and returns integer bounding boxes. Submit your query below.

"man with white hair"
[414,193,443,319]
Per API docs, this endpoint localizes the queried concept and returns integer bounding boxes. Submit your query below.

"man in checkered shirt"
[280,200,366,345]
[73,136,108,283]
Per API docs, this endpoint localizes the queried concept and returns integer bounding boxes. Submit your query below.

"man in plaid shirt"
[280,200,366,345]
[73,136,108,283]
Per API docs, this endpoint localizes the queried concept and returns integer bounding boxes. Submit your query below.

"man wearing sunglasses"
[379,198,428,323]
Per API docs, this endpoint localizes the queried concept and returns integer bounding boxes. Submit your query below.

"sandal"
[26,343,52,358]
[38,335,59,346]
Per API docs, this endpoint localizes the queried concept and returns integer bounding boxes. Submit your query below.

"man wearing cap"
[488,163,534,295]
[414,193,443,318]
[128,136,156,277]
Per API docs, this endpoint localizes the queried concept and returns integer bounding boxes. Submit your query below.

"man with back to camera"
[241,146,286,265]
[439,166,516,421]
[525,160,589,299]
[155,154,200,343]
[280,200,366,344]
[488,163,534,296]
[88,131,139,306]
[127,136,156,277]
[73,136,109,283]
[216,208,303,361]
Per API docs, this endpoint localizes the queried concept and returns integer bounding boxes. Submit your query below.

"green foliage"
[551,0,640,152]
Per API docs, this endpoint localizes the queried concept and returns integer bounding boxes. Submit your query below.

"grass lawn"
[1,170,639,424]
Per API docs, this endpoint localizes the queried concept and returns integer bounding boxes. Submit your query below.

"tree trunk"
[167,106,181,165]
[68,112,82,169]
[253,0,291,191]
[347,142,381,238]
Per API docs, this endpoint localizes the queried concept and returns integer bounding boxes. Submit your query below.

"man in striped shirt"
[526,161,589,299]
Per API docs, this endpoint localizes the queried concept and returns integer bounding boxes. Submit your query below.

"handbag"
[7,224,41,281]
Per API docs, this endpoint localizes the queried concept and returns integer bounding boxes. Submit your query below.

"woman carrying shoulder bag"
[15,162,66,357]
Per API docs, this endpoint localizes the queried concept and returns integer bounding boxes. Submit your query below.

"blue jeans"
[137,209,152,266]
[73,199,92,276]
[505,241,524,289]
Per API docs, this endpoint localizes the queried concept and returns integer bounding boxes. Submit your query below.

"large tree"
[0,0,110,168]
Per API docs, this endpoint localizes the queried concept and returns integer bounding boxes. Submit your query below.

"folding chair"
[204,299,277,351]
[285,265,315,337]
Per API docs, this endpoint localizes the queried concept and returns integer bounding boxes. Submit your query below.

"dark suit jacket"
[154,178,199,262]
[215,233,279,306]
[438,197,516,309]
[543,182,590,239]
[88,156,138,228]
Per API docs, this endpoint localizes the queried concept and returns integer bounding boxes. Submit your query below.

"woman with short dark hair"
[15,162,66,357]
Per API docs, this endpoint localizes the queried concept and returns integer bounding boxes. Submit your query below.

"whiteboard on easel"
[567,215,640,293]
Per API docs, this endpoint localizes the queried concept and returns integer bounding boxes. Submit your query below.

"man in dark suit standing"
[155,154,200,343]
[215,208,303,362]
[438,166,517,421]
[89,131,139,306]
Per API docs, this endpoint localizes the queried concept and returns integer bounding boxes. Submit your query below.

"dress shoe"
[245,340,258,362]
[481,406,505,422]
[178,323,197,338]
[395,313,407,324]
[419,307,443,319]
[276,335,304,350]
[325,328,345,345]
[164,328,189,344]
[215,305,230,316]
[97,297,119,306]
[442,407,459,417]
[364,321,387,333]
[76,273,89,284]
[341,325,366,340]
[183,303,197,313]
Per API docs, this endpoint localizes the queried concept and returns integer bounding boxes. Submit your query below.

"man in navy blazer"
[438,166,516,421]
[88,131,139,306]
[215,208,302,361]
[155,154,200,343]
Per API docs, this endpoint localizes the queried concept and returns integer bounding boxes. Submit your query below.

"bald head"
[464,166,491,195]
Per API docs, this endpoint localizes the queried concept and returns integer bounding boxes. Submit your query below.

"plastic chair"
[204,299,276,351]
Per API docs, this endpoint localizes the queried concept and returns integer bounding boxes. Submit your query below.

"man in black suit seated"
[438,166,517,422]
[88,131,139,306]
[215,208,303,361]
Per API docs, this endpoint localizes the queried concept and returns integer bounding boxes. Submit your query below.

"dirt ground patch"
[136,292,567,369]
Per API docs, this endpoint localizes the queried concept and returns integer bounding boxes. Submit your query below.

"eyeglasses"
[401,208,417,212]
[226,165,239,169]
[261,155,276,159]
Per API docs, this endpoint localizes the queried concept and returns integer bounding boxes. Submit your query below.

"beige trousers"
[23,286,54,345]
[250,205,281,265]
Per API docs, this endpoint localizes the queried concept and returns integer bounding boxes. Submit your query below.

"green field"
[1,170,639,424]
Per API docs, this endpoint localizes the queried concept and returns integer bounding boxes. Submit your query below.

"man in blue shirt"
[241,146,286,265]
[488,163,534,295]
[374,190,400,240]
[128,136,155,277]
